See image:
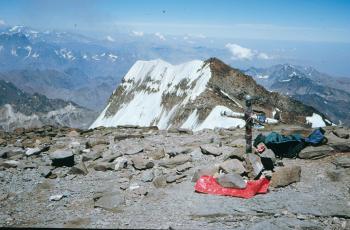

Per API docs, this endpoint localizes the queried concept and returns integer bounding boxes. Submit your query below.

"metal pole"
[245,95,253,154]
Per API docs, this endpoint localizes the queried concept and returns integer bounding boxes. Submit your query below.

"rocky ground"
[0,124,349,229]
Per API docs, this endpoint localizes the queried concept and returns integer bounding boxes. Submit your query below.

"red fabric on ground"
[194,176,270,199]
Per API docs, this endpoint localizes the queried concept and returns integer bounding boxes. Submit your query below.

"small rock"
[159,154,192,169]
[176,162,192,174]
[166,147,192,157]
[94,162,113,171]
[25,146,49,156]
[176,128,193,135]
[22,163,37,169]
[222,148,245,161]
[120,184,128,190]
[48,173,58,179]
[114,157,128,171]
[245,154,264,179]
[191,165,219,182]
[296,214,307,220]
[332,156,350,168]
[132,156,154,170]
[67,130,80,137]
[332,129,349,139]
[270,166,301,188]
[86,139,109,149]
[262,170,273,179]
[326,132,350,152]
[50,149,75,167]
[82,151,102,162]
[69,141,81,148]
[166,174,177,183]
[1,160,20,168]
[101,151,122,163]
[219,159,246,175]
[153,176,167,188]
[141,170,154,182]
[133,187,148,196]
[94,191,125,212]
[125,146,144,155]
[68,161,88,175]
[92,144,107,153]
[215,173,246,189]
[167,174,187,184]
[259,148,276,170]
[0,138,6,146]
[39,166,53,178]
[200,144,222,156]
[0,147,25,159]
[129,183,140,190]
[298,146,334,159]
[49,194,66,201]
[82,149,91,153]
[149,148,165,160]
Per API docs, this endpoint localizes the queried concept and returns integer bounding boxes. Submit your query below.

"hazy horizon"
[1,0,350,77]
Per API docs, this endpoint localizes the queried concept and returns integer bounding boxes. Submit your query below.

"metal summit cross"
[221,94,278,154]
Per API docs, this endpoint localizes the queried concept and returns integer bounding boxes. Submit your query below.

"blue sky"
[0,0,350,76]
[1,0,349,42]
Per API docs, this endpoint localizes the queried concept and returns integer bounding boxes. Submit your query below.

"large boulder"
[326,132,350,152]
[50,150,74,167]
[270,166,301,188]
[131,156,154,170]
[215,173,246,189]
[332,129,349,139]
[245,154,264,179]
[298,146,334,159]
[219,159,246,175]
[191,165,220,182]
[159,155,192,169]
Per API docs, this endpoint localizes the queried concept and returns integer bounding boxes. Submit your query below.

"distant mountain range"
[1,25,349,129]
[0,79,96,131]
[245,64,350,125]
[0,25,226,111]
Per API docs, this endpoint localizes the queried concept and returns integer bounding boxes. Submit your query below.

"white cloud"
[106,35,115,42]
[225,43,272,60]
[225,43,255,60]
[257,52,272,60]
[155,32,165,41]
[0,19,5,26]
[132,31,144,37]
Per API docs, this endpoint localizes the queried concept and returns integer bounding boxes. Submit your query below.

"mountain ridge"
[91,58,331,130]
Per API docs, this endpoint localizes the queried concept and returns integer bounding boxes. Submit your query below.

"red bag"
[194,176,270,199]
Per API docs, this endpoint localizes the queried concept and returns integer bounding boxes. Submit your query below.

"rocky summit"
[0,124,349,229]
[90,58,331,130]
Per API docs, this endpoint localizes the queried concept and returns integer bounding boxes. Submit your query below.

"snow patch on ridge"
[306,113,326,128]
[195,106,245,131]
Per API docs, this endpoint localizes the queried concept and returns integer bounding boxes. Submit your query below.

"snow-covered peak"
[91,58,331,130]
[124,59,204,83]
[90,59,212,129]
[9,25,25,33]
